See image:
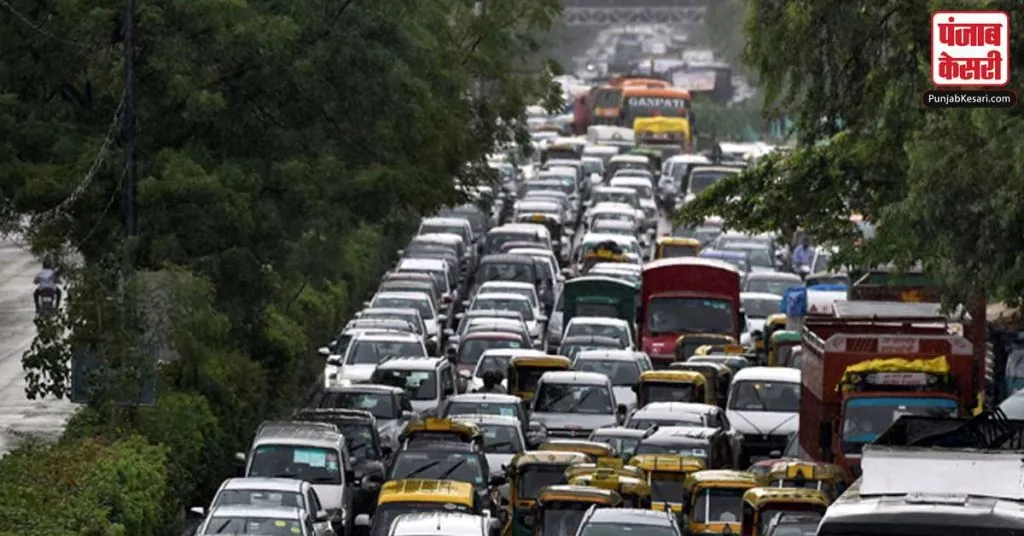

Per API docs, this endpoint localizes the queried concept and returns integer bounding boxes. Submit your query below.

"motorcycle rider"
[474,371,507,394]
[33,255,61,312]
[791,237,813,272]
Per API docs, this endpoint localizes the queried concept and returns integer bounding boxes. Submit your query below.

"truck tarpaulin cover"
[782,284,849,318]
[837,356,951,391]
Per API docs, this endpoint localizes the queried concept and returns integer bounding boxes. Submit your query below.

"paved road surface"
[0,239,75,454]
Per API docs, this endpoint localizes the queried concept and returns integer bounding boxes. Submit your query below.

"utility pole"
[122,0,137,240]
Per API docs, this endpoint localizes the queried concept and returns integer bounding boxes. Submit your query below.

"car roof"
[478,281,537,291]
[609,154,649,163]
[741,292,784,301]
[398,258,449,269]
[635,402,717,415]
[594,186,637,195]
[575,350,637,362]
[415,233,464,244]
[351,331,421,342]
[207,505,305,519]
[610,177,654,186]
[464,309,524,319]
[474,292,532,302]
[666,154,711,163]
[377,356,444,370]
[479,254,538,264]
[253,421,342,449]
[374,291,432,301]
[479,349,546,359]
[590,203,636,214]
[465,318,524,327]
[462,331,523,340]
[643,425,719,442]
[507,248,557,260]
[562,335,624,345]
[324,383,404,394]
[421,217,472,227]
[584,145,619,154]
[449,393,522,403]
[745,272,802,281]
[221,477,307,493]
[586,507,675,525]
[582,233,638,245]
[391,512,485,535]
[540,371,610,385]
[453,414,523,427]
[568,316,628,326]
[516,200,560,209]
[732,366,801,382]
[592,220,636,230]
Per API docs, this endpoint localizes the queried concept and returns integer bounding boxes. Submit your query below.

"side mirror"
[538,315,548,323]
[437,314,448,323]
[318,346,331,357]
[461,300,470,308]
[401,410,416,420]
[234,452,246,464]
[458,370,473,380]
[355,514,371,527]
[489,474,507,486]
[188,506,206,518]
[316,511,330,523]
[362,301,371,308]
[326,355,343,366]
[455,312,465,320]
[443,328,455,337]
[397,249,404,257]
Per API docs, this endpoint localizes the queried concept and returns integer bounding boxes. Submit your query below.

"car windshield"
[628,414,704,429]
[589,434,641,459]
[593,223,633,236]
[693,487,745,524]
[390,451,485,486]
[372,297,433,320]
[346,340,424,365]
[528,180,573,196]
[579,522,676,536]
[204,516,304,535]
[475,354,513,379]
[318,391,396,419]
[565,323,630,346]
[616,183,653,199]
[337,422,380,460]
[647,297,734,335]
[248,445,342,484]
[362,311,423,333]
[472,298,534,321]
[729,381,801,412]
[519,465,569,500]
[643,383,699,404]
[574,359,640,386]
[487,232,539,253]
[446,400,520,419]
[594,190,639,207]
[480,261,538,284]
[649,471,687,503]
[593,212,635,225]
[660,244,699,258]
[482,286,537,306]
[212,489,304,509]
[373,370,438,401]
[812,251,833,273]
[534,384,613,414]
[842,397,958,453]
[420,224,468,242]
[540,503,591,536]
[480,424,524,454]
[742,297,782,319]
[460,338,524,365]
[701,252,749,272]
[689,170,737,194]
[634,441,709,460]
[726,247,772,268]
[369,502,473,536]
[745,278,800,296]
[565,343,621,359]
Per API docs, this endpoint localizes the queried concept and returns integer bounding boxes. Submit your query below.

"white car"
[609,176,658,231]
[739,292,783,345]
[726,367,801,465]
[370,291,444,344]
[586,203,641,234]
[469,292,546,347]
[331,331,427,386]
[588,186,644,226]
[476,282,541,314]
[471,348,546,391]
[563,316,635,350]
[395,258,455,309]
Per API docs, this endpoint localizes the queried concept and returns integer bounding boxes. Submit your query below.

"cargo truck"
[799,300,977,477]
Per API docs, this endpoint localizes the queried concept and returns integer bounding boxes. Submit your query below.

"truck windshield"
[647,297,734,335]
[841,397,958,453]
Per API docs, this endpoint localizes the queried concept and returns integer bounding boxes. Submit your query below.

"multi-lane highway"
[0,239,75,454]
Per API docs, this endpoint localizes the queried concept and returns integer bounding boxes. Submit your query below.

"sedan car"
[315,384,418,450]
[194,478,332,535]
[453,331,531,373]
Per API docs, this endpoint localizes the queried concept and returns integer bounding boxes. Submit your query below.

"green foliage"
[678,0,1024,306]
[692,95,763,145]
[0,436,167,535]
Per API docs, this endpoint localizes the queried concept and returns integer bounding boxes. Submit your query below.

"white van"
[726,367,801,466]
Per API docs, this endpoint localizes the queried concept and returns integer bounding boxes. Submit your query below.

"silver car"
[530,371,626,439]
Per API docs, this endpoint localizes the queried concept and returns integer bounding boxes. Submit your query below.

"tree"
[677,0,1024,308]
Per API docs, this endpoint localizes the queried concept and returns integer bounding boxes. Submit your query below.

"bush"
[0,436,167,535]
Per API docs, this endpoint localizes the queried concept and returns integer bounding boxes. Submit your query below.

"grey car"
[530,371,627,439]
[314,384,417,450]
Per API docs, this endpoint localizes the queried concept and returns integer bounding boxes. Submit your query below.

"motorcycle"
[36,288,58,317]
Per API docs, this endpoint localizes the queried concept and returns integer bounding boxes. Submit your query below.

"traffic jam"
[187,91,1009,536]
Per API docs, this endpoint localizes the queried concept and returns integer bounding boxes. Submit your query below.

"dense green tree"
[678,0,1024,307]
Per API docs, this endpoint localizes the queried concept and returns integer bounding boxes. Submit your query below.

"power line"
[0,0,84,48]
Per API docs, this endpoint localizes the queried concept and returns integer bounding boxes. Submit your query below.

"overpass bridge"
[561,0,706,26]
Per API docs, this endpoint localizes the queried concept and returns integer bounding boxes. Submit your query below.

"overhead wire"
[0,0,85,48]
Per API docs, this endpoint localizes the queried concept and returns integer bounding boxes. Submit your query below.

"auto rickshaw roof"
[669,362,731,377]
[685,470,764,487]
[400,418,482,441]
[639,370,707,384]
[512,450,590,468]
[768,460,843,481]
[565,462,645,481]
[742,487,829,507]
[570,472,651,494]
[379,479,475,505]
[539,439,617,457]
[628,454,706,472]
[765,313,788,326]
[509,355,572,368]
[655,237,701,246]
[770,330,802,343]
[537,485,624,505]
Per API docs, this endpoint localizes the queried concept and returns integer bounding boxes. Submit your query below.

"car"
[743,272,803,297]
[466,348,546,391]
[740,292,783,345]
[587,427,652,462]
[472,255,546,301]
[561,335,628,359]
[574,232,644,268]
[315,384,418,450]
[468,292,546,347]
[439,392,533,439]
[396,256,458,304]
[563,317,635,350]
[387,443,503,516]
[586,202,641,233]
[680,166,741,207]
[194,478,333,535]
[237,421,355,532]
[727,367,801,465]
[331,331,427,386]
[720,241,777,273]
[575,506,681,536]
[608,176,657,231]
[634,425,735,469]
[449,308,527,339]
[408,234,468,278]
[378,279,442,312]
[587,187,644,226]
[370,356,458,416]
[356,307,428,339]
[389,512,499,536]
[591,219,638,237]
[453,320,533,353]
[475,281,541,315]
[370,291,445,346]
[505,247,563,312]
[571,349,646,409]
[196,505,324,536]
[625,401,713,429]
[483,225,552,256]
[320,328,420,389]
[546,289,566,354]
[453,330,532,376]
[452,414,528,472]
[531,371,627,439]
[698,248,751,274]
[435,204,489,240]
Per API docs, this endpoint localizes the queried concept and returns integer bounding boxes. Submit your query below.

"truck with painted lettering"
[799,300,977,478]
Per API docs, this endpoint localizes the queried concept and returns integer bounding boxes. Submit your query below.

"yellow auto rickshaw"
[682,470,764,536]
[399,417,483,450]
[675,334,738,361]
[760,314,788,355]
[564,461,645,481]
[506,451,590,536]
[539,439,618,465]
[636,370,710,406]
[367,479,479,531]
[741,487,828,536]
[533,486,623,536]
[766,460,850,502]
[629,454,705,524]
[568,468,652,508]
[508,355,572,400]
[767,331,802,367]
[668,362,731,408]
[654,237,701,260]
[692,343,746,357]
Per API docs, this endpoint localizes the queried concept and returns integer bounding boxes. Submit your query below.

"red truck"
[639,258,743,368]
[799,301,977,477]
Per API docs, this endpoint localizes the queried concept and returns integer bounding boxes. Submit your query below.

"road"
[0,239,75,454]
